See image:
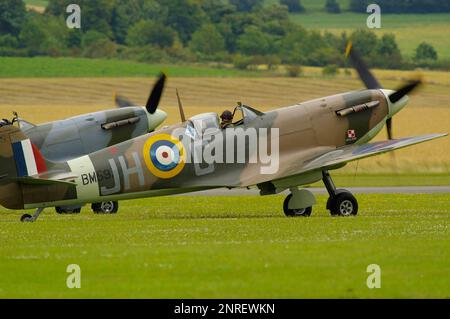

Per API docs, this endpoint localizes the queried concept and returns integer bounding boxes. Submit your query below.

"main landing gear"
[55,206,81,214]
[91,201,119,214]
[282,170,358,217]
[322,170,358,216]
[283,188,315,217]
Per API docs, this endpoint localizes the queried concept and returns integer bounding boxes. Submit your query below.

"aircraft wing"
[302,133,447,172]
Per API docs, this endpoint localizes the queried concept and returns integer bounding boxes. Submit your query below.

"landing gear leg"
[322,170,358,216]
[21,207,44,222]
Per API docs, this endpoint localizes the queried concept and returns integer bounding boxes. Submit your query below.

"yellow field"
[0,74,449,173]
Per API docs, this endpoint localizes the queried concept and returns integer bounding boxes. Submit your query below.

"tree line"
[350,0,450,13]
[0,0,447,72]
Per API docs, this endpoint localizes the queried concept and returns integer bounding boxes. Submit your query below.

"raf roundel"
[143,134,186,179]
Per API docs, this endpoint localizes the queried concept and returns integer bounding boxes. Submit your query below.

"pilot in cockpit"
[219,110,234,129]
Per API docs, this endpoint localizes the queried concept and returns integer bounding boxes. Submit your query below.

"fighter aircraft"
[0,45,446,222]
[1,75,167,214]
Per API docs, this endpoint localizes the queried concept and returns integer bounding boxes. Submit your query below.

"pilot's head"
[220,110,233,122]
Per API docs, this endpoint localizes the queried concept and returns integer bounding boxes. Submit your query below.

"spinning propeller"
[345,42,422,140]
[114,73,167,114]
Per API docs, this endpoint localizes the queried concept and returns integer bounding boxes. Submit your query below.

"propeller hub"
[380,89,408,119]
[145,108,167,131]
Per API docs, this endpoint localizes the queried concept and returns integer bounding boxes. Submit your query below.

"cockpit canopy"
[187,104,264,138]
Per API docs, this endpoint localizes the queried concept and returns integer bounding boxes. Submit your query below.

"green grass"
[0,57,267,78]
[0,194,448,298]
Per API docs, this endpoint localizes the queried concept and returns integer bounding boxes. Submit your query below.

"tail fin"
[1,125,79,210]
[0,124,47,180]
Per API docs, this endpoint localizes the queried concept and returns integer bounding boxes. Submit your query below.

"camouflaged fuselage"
[0,89,389,209]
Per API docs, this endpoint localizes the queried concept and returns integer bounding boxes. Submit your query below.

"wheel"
[20,214,33,222]
[55,207,81,214]
[283,194,312,217]
[329,191,358,216]
[91,201,118,214]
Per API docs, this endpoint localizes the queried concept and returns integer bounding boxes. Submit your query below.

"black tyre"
[20,214,32,222]
[91,201,118,214]
[55,207,81,214]
[330,192,358,216]
[283,194,312,217]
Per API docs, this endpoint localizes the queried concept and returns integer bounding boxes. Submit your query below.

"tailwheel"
[20,214,33,222]
[91,201,119,214]
[328,191,358,217]
[283,194,312,217]
[20,208,44,222]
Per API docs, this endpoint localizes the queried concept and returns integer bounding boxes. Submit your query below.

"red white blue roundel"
[143,134,186,179]
[150,140,180,171]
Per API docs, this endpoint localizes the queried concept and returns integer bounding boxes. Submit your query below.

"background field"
[0,194,448,298]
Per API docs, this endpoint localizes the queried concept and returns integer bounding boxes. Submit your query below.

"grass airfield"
[0,194,448,298]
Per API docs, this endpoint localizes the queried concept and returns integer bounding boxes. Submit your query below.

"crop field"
[0,194,448,298]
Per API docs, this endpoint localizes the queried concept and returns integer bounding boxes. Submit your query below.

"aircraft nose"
[389,95,409,118]
[146,109,167,130]
[380,89,409,119]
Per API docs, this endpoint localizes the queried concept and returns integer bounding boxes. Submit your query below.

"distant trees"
[161,0,205,44]
[230,0,264,13]
[280,0,304,13]
[349,29,378,59]
[325,0,341,13]
[0,0,26,36]
[375,34,402,69]
[350,0,450,13]
[238,26,273,55]
[415,42,438,61]
[189,24,225,55]
[126,20,176,48]
[47,0,115,37]
[19,13,69,56]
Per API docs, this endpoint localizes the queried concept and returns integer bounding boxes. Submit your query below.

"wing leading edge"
[303,133,448,172]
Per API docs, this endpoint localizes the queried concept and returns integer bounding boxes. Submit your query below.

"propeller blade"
[176,89,186,122]
[386,117,393,140]
[388,79,422,104]
[114,93,135,108]
[345,42,382,89]
[146,73,166,114]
